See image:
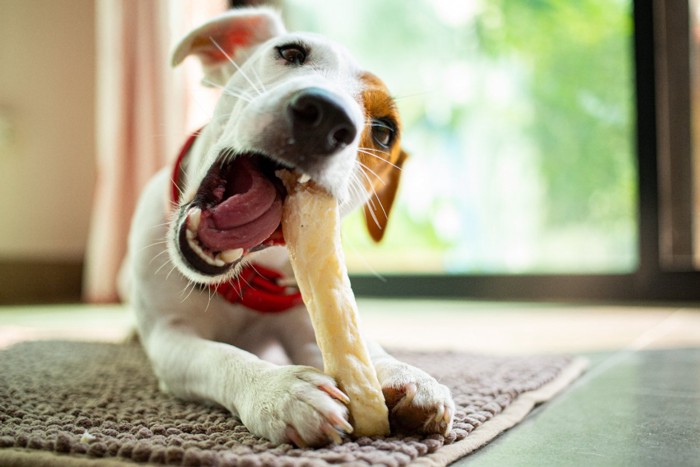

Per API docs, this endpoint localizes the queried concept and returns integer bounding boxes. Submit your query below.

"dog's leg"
[366,340,455,435]
[271,307,325,369]
[142,323,350,446]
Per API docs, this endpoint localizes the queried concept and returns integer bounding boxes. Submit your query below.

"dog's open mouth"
[178,154,289,275]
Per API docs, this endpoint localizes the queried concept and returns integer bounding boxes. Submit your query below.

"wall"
[0,0,96,261]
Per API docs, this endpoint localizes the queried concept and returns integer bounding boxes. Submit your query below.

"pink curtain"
[84,0,225,303]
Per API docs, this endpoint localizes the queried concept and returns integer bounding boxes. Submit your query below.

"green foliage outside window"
[286,0,636,274]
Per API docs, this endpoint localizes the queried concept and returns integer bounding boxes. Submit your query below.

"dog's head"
[169,8,408,284]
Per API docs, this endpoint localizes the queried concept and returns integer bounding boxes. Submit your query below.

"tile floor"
[1,300,699,465]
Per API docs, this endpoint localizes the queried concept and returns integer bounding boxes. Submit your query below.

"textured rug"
[0,340,586,466]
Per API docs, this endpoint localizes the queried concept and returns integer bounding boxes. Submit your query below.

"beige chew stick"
[280,173,390,437]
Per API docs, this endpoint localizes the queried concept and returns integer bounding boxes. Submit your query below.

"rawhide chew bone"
[279,171,390,437]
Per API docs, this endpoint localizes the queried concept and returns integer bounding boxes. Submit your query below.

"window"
[286,0,637,275]
[283,0,700,301]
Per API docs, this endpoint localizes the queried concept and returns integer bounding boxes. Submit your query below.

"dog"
[124,7,454,447]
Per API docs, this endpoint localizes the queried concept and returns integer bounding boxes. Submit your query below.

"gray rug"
[0,340,586,466]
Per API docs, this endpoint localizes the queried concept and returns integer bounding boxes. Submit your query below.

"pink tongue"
[197,158,282,251]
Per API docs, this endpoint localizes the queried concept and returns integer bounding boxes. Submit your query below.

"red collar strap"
[171,128,303,313]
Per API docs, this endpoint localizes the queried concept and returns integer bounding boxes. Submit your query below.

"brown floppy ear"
[363,149,409,242]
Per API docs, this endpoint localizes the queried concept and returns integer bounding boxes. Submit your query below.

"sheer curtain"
[83,0,225,303]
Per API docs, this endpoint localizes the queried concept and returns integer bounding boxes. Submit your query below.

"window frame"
[350,0,700,302]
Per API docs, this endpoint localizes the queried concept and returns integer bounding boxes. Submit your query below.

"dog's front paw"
[239,365,352,447]
[376,361,454,436]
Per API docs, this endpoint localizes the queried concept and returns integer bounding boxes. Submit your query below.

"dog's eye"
[277,44,307,66]
[371,119,396,148]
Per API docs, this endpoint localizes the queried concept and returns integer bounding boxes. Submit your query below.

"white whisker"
[219,147,237,165]
[349,168,369,196]
[342,236,387,282]
[167,200,180,214]
[355,161,388,221]
[148,248,170,264]
[245,62,267,94]
[147,220,173,230]
[358,146,390,155]
[354,176,382,231]
[233,271,253,300]
[141,239,169,253]
[350,166,378,212]
[204,286,214,312]
[154,257,173,276]
[202,79,256,103]
[347,175,365,203]
[365,200,382,230]
[355,161,377,191]
[180,280,198,302]
[357,148,403,172]
[169,173,187,203]
[356,160,386,187]
[165,265,178,281]
[209,37,263,96]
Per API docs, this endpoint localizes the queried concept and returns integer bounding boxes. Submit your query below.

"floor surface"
[1,300,699,466]
[465,348,700,466]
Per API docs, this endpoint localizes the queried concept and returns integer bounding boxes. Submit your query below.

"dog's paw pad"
[380,367,455,436]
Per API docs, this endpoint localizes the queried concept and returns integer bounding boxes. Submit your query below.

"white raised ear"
[171,7,286,86]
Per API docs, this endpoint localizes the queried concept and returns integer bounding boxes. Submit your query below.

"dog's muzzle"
[174,88,359,277]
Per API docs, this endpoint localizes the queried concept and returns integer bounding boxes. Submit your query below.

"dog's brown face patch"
[358,73,403,190]
[358,72,408,242]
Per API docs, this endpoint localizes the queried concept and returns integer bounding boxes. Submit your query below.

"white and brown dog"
[125,7,454,447]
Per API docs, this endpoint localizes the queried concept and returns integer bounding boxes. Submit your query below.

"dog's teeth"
[187,237,216,266]
[187,237,204,257]
[185,227,229,267]
[298,173,311,184]
[220,248,243,263]
[188,208,202,231]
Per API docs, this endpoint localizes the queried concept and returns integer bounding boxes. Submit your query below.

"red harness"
[171,128,302,313]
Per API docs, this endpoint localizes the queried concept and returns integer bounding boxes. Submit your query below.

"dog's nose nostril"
[289,96,323,127]
[331,125,355,147]
[287,87,357,156]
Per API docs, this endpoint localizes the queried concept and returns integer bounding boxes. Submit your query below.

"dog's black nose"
[287,88,357,156]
